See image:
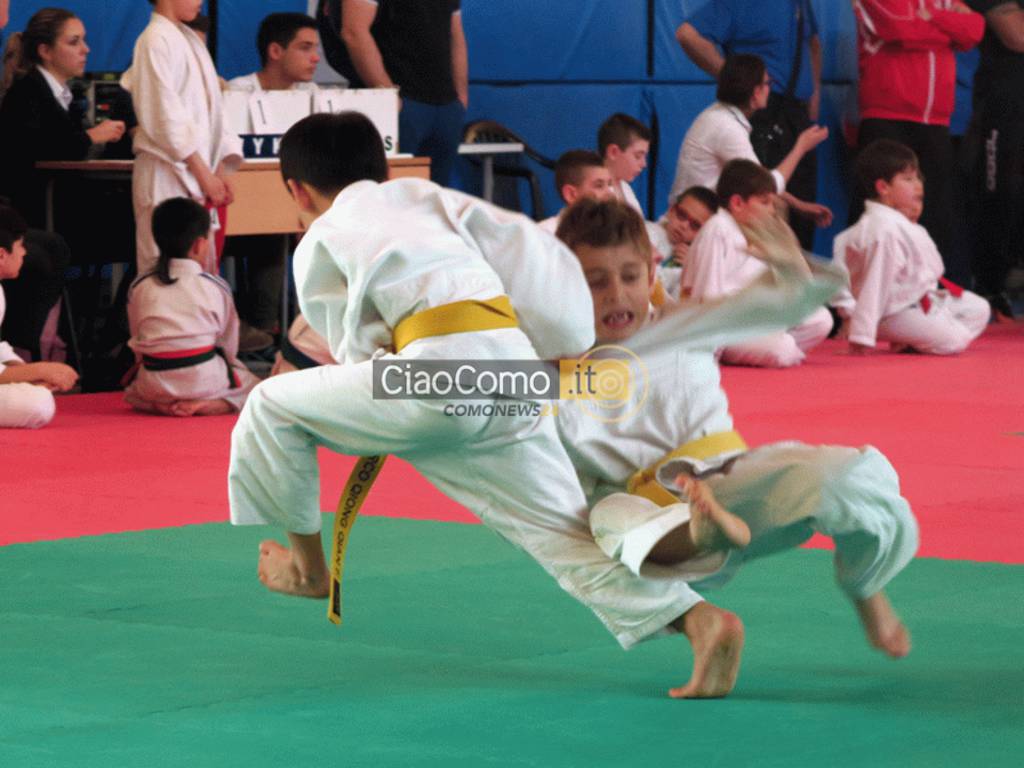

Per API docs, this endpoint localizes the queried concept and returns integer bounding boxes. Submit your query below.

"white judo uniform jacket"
[122,13,242,274]
[681,209,832,367]
[125,260,259,412]
[0,285,55,429]
[832,201,989,353]
[230,178,740,648]
[557,263,919,606]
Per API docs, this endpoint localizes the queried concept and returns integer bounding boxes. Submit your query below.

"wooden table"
[37,156,431,236]
[36,156,431,346]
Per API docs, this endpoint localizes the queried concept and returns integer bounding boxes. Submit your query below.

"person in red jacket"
[851,1,984,278]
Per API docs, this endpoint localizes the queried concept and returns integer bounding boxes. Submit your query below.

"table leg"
[482,155,494,202]
[45,178,55,233]
[280,235,291,337]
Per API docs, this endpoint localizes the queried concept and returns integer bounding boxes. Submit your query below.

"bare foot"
[670,601,745,699]
[677,476,751,552]
[855,591,911,658]
[170,398,233,417]
[257,539,330,598]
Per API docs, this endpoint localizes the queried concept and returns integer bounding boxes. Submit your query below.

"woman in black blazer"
[0,8,124,359]
[0,8,125,227]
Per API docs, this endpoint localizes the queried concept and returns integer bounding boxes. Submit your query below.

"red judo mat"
[1,324,1021,562]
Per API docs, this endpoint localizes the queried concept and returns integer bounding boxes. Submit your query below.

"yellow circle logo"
[559,344,650,424]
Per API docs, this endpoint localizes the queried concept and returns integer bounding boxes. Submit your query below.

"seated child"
[230,112,736,675]
[124,197,259,416]
[649,185,718,299]
[598,113,650,214]
[681,159,833,367]
[538,149,614,234]
[555,198,918,698]
[832,139,989,355]
[0,205,77,428]
[270,313,334,375]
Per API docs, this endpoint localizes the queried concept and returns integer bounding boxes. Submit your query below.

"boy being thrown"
[228,113,749,681]
[555,198,919,697]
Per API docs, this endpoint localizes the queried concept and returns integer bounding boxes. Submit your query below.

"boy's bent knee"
[1,384,56,429]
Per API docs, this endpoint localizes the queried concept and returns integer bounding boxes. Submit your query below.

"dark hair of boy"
[555,198,652,263]
[257,12,318,68]
[554,149,605,192]
[854,139,920,201]
[151,197,211,286]
[279,112,388,198]
[716,159,776,204]
[677,185,720,214]
[0,204,28,251]
[716,54,766,109]
[597,113,651,156]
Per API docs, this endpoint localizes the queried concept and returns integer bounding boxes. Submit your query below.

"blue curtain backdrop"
[4,1,978,255]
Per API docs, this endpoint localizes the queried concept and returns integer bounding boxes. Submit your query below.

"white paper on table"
[249,91,313,135]
[222,90,251,134]
[314,88,399,156]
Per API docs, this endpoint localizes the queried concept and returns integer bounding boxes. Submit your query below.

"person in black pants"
[965,0,1024,316]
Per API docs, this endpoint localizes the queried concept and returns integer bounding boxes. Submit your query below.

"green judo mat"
[2,517,1022,768]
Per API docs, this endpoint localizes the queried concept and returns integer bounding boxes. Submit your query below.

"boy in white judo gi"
[122,0,242,275]
[598,113,650,214]
[832,139,989,355]
[537,150,615,234]
[555,198,919,697]
[229,113,763,685]
[0,206,77,428]
[124,197,259,416]
[681,159,834,367]
[649,185,719,301]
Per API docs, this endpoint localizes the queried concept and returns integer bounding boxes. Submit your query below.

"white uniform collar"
[864,199,910,225]
[37,66,72,111]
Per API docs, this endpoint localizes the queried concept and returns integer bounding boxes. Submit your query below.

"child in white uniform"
[682,159,833,367]
[0,206,76,428]
[832,139,989,355]
[598,113,650,215]
[122,0,242,275]
[555,199,918,698]
[649,185,719,300]
[125,198,259,416]
[229,113,734,670]
[537,149,614,234]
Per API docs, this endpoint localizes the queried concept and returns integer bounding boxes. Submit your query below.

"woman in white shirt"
[668,54,830,227]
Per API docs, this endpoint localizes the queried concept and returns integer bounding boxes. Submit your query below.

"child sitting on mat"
[0,204,77,428]
[555,198,919,698]
[228,112,770,681]
[831,139,989,355]
[681,159,833,367]
[124,197,259,416]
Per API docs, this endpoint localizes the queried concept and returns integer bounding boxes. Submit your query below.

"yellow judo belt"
[625,431,748,508]
[327,295,519,625]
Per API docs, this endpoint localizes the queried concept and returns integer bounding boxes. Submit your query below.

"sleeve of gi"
[846,232,901,348]
[127,31,200,162]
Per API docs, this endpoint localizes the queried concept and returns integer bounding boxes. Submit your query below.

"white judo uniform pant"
[592,442,919,602]
[230,339,708,649]
[132,155,218,276]
[0,382,55,429]
[875,289,989,355]
[719,306,833,368]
